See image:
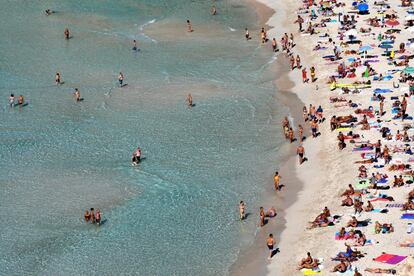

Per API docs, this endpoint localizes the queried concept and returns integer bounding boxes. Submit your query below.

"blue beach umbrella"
[379,44,393,49]
[357,3,369,12]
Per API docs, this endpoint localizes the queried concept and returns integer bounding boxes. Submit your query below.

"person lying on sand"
[333,243,365,262]
[365,268,396,274]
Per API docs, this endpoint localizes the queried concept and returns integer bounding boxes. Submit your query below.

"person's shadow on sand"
[271,248,280,258]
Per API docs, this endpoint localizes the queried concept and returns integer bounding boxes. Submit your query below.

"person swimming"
[9,94,15,107]
[132,147,142,164]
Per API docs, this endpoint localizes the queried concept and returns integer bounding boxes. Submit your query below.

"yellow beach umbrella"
[390,49,395,59]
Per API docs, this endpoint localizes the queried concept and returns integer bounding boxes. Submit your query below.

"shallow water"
[0,1,287,275]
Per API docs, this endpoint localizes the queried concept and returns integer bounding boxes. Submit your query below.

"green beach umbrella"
[364,67,369,78]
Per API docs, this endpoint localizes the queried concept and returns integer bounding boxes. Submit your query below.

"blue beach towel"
[374,88,392,94]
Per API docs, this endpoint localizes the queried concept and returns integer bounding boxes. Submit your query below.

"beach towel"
[361,153,375,159]
[302,269,321,275]
[335,232,351,240]
[374,88,392,94]
[352,147,373,151]
[371,209,389,213]
[374,253,407,265]
[355,182,370,189]
[401,213,414,219]
[386,203,404,208]
[371,197,392,202]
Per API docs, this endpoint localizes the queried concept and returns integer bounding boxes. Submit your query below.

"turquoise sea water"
[0,1,287,275]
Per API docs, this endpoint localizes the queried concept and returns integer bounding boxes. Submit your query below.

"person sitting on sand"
[375,221,382,234]
[342,184,355,197]
[84,210,91,222]
[359,115,370,130]
[365,268,397,274]
[331,260,348,273]
[354,268,362,276]
[347,216,358,228]
[297,252,314,270]
[382,223,394,234]
[239,201,246,220]
[338,227,347,239]
[364,200,374,212]
[274,171,281,191]
[334,243,364,262]
[342,195,354,207]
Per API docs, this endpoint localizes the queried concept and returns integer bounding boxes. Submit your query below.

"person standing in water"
[245,28,251,40]
[259,207,265,226]
[9,94,15,107]
[73,88,81,102]
[187,20,193,32]
[239,201,246,220]
[132,40,138,51]
[272,38,278,52]
[274,171,281,191]
[211,5,217,15]
[17,95,24,105]
[118,72,124,87]
[186,94,193,107]
[64,27,70,39]
[55,72,61,85]
[132,147,142,164]
[266,234,275,259]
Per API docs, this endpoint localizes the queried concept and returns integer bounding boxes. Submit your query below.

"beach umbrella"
[408,26,414,33]
[385,19,400,26]
[357,3,369,12]
[390,49,395,59]
[410,43,414,49]
[404,67,414,74]
[379,44,393,49]
[359,45,373,51]
[406,15,414,21]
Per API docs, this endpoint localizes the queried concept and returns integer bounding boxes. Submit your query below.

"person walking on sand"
[310,66,316,82]
[302,68,308,83]
[298,124,304,142]
[118,72,124,87]
[266,234,275,260]
[297,144,305,164]
[55,72,61,85]
[274,171,281,191]
[296,55,301,69]
[187,20,193,32]
[295,15,304,32]
[290,56,295,70]
[239,201,246,220]
[64,27,70,39]
[261,27,267,44]
[186,93,193,107]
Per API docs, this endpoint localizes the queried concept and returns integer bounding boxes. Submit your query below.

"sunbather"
[364,268,396,274]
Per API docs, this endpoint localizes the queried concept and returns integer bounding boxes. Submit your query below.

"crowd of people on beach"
[259,0,414,273]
